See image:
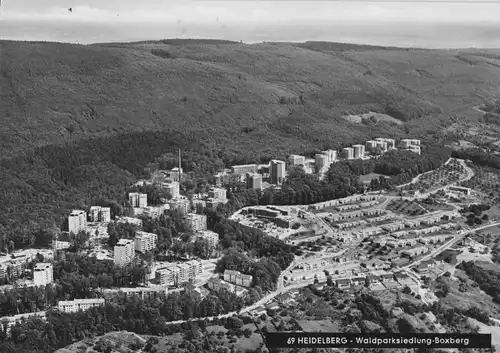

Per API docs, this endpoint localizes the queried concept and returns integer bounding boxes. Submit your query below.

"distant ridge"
[296,41,421,52]
[91,38,241,46]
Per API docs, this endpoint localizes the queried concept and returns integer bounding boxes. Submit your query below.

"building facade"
[246,172,263,190]
[270,160,286,185]
[89,206,111,223]
[352,144,366,159]
[128,192,147,208]
[58,299,105,313]
[288,154,306,166]
[114,238,135,267]
[185,213,207,232]
[68,210,87,234]
[134,231,158,253]
[33,263,53,287]
[342,147,354,160]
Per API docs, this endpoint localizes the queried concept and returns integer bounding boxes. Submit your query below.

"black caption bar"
[265,333,491,349]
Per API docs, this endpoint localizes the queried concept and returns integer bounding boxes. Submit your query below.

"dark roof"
[394,272,409,278]
[336,279,351,285]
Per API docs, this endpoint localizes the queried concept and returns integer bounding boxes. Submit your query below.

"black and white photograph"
[1,0,500,352]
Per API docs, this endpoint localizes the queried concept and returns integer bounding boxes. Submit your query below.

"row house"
[335,220,368,230]
[357,226,384,237]
[365,215,390,224]
[420,216,442,226]
[391,230,410,238]
[440,223,457,230]
[335,204,360,212]
[382,222,406,232]
[394,272,413,285]
[359,200,378,208]
[409,226,440,236]
[418,234,448,245]
[401,245,429,258]
[363,209,384,217]
[333,252,358,264]
[404,220,421,228]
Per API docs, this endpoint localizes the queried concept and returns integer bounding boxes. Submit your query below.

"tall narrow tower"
[178,148,182,183]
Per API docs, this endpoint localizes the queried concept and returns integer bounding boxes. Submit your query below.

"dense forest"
[0,290,259,353]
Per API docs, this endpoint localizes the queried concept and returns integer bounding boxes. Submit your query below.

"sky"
[1,0,500,24]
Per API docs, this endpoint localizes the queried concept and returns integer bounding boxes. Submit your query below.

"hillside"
[1,39,500,246]
[2,40,500,157]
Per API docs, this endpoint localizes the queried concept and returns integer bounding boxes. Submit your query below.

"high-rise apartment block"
[376,140,388,152]
[208,187,227,203]
[167,167,182,182]
[185,213,207,232]
[168,198,190,214]
[231,164,258,175]
[288,155,306,166]
[68,210,87,234]
[365,140,377,151]
[155,260,203,287]
[375,138,396,150]
[342,147,354,160]
[315,154,328,170]
[270,160,286,185]
[128,193,147,208]
[197,230,219,250]
[400,139,420,148]
[89,206,111,223]
[246,172,263,190]
[114,238,135,267]
[134,231,158,253]
[223,270,253,287]
[33,263,53,287]
[352,144,366,159]
[321,150,337,164]
[58,299,105,313]
[161,181,180,199]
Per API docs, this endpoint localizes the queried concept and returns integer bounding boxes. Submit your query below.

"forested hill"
[0,39,499,248]
[1,40,500,157]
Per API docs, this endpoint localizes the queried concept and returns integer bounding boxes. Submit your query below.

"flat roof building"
[34,263,53,287]
[114,238,135,267]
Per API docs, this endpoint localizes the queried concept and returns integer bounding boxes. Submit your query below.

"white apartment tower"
[270,160,286,185]
[342,147,354,160]
[128,193,147,208]
[321,150,336,164]
[162,181,180,199]
[89,206,111,223]
[246,172,263,190]
[375,138,396,150]
[114,238,135,267]
[365,140,377,151]
[352,144,366,159]
[33,263,53,287]
[68,210,87,234]
[185,213,207,232]
[134,231,158,253]
[288,155,306,166]
[208,187,227,203]
[315,154,328,170]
